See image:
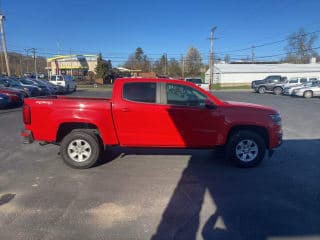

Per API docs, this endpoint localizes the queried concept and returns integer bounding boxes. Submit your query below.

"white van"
[49,75,77,92]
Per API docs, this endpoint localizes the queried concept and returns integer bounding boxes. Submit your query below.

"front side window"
[50,76,56,81]
[57,76,63,81]
[289,79,298,83]
[166,83,207,107]
[300,78,307,83]
[266,76,280,82]
[123,82,156,103]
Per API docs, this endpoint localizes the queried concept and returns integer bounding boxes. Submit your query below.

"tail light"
[23,104,31,124]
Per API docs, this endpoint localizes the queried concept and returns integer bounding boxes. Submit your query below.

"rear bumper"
[21,129,34,144]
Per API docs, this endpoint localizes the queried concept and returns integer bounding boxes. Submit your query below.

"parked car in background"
[292,81,320,98]
[281,77,309,89]
[49,75,77,93]
[0,89,23,106]
[29,79,54,96]
[283,79,319,95]
[0,78,28,98]
[0,93,10,109]
[184,78,210,91]
[5,78,40,97]
[0,87,25,100]
[45,80,66,94]
[252,75,287,95]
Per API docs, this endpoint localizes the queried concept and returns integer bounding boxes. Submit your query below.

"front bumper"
[21,129,34,144]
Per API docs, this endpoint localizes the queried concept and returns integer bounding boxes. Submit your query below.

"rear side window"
[123,82,156,103]
[57,76,63,81]
[50,76,56,81]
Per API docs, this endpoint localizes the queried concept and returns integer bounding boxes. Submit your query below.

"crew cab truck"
[21,78,282,169]
[252,75,287,95]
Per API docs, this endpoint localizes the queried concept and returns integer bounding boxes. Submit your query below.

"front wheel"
[60,130,102,169]
[303,91,313,98]
[226,130,266,167]
[273,87,283,95]
[258,86,266,94]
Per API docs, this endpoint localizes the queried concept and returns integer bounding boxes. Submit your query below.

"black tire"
[73,86,77,92]
[66,85,70,93]
[303,90,313,98]
[60,130,102,169]
[226,130,266,168]
[273,87,283,95]
[258,86,266,94]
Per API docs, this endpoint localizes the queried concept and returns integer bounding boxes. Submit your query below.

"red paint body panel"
[22,78,282,150]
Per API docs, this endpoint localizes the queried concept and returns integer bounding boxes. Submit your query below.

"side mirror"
[205,99,216,109]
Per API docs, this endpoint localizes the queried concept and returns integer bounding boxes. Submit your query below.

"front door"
[159,82,221,147]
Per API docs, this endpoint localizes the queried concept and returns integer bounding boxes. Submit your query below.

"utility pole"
[181,55,185,79]
[164,53,167,76]
[0,44,4,74]
[0,13,10,76]
[24,48,29,73]
[209,26,217,87]
[27,48,37,79]
[20,55,22,76]
[70,48,73,76]
[251,45,255,63]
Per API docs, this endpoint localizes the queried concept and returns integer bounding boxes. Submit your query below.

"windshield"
[186,79,202,84]
[20,79,35,85]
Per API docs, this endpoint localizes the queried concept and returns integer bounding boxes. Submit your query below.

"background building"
[205,63,320,86]
[46,54,99,79]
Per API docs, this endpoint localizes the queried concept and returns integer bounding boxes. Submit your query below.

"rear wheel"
[60,130,102,169]
[303,91,313,98]
[226,130,266,167]
[273,87,283,95]
[258,86,266,94]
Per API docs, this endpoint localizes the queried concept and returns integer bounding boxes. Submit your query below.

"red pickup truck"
[21,78,282,168]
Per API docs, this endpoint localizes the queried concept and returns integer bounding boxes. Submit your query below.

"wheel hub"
[235,139,258,162]
[67,139,92,162]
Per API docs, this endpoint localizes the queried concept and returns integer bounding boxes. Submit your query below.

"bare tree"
[185,47,202,76]
[285,28,318,63]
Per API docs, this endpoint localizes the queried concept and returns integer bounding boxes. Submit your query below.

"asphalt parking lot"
[1,90,320,240]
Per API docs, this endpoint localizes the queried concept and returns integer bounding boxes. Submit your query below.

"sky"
[3,0,320,65]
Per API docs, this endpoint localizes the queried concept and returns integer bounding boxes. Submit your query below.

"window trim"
[121,82,160,105]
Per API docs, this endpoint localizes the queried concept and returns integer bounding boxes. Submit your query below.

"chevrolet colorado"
[21,78,282,169]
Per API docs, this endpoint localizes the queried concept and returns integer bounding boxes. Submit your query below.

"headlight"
[270,113,282,125]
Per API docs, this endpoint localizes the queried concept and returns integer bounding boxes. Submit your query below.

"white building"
[205,63,320,86]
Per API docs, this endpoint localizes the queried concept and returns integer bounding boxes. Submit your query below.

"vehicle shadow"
[119,139,320,240]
